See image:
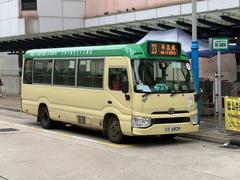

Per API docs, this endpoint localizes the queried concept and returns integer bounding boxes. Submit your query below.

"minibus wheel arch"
[103,114,124,143]
[37,103,48,122]
[103,113,117,135]
[37,104,54,129]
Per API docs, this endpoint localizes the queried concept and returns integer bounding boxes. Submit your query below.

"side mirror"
[121,80,129,94]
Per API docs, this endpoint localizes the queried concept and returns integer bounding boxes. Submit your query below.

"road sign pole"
[210,37,228,129]
[191,0,200,124]
[217,50,223,129]
[214,73,218,120]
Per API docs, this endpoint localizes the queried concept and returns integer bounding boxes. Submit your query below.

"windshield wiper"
[180,89,195,93]
[170,90,182,97]
[170,89,194,97]
[170,91,178,97]
[142,91,157,97]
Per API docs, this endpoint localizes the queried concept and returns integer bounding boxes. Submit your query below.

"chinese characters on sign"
[210,37,229,51]
[225,97,240,132]
[148,42,181,57]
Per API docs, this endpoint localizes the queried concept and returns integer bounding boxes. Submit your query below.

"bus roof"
[24,41,189,61]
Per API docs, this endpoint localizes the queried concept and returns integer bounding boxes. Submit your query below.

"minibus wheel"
[39,106,53,129]
[107,116,124,143]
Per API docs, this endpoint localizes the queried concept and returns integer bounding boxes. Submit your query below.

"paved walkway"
[182,116,240,144]
[1,95,240,144]
[0,95,21,112]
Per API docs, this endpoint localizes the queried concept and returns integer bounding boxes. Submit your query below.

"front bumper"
[132,123,199,136]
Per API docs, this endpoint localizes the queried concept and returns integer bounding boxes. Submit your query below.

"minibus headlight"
[132,116,151,128]
[190,115,198,125]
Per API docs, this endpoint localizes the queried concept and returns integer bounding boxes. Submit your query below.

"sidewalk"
[0,95,240,144]
[0,95,21,112]
[181,116,240,144]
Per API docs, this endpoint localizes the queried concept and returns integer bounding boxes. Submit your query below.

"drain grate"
[0,128,19,133]
[222,140,240,149]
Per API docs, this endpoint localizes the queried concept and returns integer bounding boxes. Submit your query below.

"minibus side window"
[33,60,52,84]
[53,59,76,86]
[23,59,33,84]
[78,59,104,88]
[109,68,128,91]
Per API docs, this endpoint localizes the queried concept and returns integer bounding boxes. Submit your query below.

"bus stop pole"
[217,50,223,129]
[191,0,200,124]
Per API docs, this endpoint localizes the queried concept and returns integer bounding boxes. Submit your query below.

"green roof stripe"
[24,41,188,61]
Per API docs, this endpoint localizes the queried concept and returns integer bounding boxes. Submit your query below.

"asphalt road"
[0,110,240,180]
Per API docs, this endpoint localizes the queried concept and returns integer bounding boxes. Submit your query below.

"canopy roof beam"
[221,15,240,26]
[96,31,130,43]
[123,27,147,37]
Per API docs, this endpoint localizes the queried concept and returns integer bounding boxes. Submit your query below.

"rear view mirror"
[121,81,129,94]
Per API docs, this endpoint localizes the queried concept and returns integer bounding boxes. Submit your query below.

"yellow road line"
[0,120,131,148]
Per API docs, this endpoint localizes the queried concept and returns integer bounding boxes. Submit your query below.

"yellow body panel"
[133,123,199,136]
[21,56,199,137]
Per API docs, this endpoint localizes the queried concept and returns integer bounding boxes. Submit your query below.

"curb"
[179,133,229,144]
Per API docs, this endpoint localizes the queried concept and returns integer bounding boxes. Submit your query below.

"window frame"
[108,66,128,91]
[53,59,77,87]
[32,58,53,85]
[77,58,105,89]
[21,0,37,11]
[27,57,105,90]
[23,59,33,84]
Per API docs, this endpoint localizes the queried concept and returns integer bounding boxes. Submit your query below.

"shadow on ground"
[26,121,194,147]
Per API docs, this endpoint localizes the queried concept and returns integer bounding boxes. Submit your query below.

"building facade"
[0,0,86,94]
[0,0,239,94]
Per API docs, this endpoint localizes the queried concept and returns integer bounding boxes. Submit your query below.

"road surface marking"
[0,119,129,148]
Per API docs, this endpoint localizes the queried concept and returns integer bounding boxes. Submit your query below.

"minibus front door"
[105,57,132,135]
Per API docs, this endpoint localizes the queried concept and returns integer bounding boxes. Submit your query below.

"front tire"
[106,116,124,143]
[39,106,53,129]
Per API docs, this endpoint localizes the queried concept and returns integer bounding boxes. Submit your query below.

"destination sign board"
[148,41,181,57]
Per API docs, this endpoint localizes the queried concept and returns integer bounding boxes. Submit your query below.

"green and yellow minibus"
[21,41,199,143]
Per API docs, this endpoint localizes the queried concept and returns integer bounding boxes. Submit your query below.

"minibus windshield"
[132,59,195,94]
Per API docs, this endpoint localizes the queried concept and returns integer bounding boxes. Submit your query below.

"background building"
[0,0,85,94]
[0,0,239,95]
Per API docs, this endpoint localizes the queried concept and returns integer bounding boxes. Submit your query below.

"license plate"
[165,126,181,132]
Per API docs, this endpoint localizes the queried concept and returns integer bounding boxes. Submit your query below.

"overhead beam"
[157,23,176,29]
[176,20,218,38]
[73,33,108,44]
[51,36,84,46]
[124,27,147,37]
[109,29,137,41]
[198,18,230,29]
[221,15,240,26]
[139,25,159,31]
[61,35,95,45]
[84,32,117,44]
[41,37,73,47]
[198,18,240,36]
[96,31,130,42]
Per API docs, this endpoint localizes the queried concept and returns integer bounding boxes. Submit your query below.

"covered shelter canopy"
[0,5,239,54]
